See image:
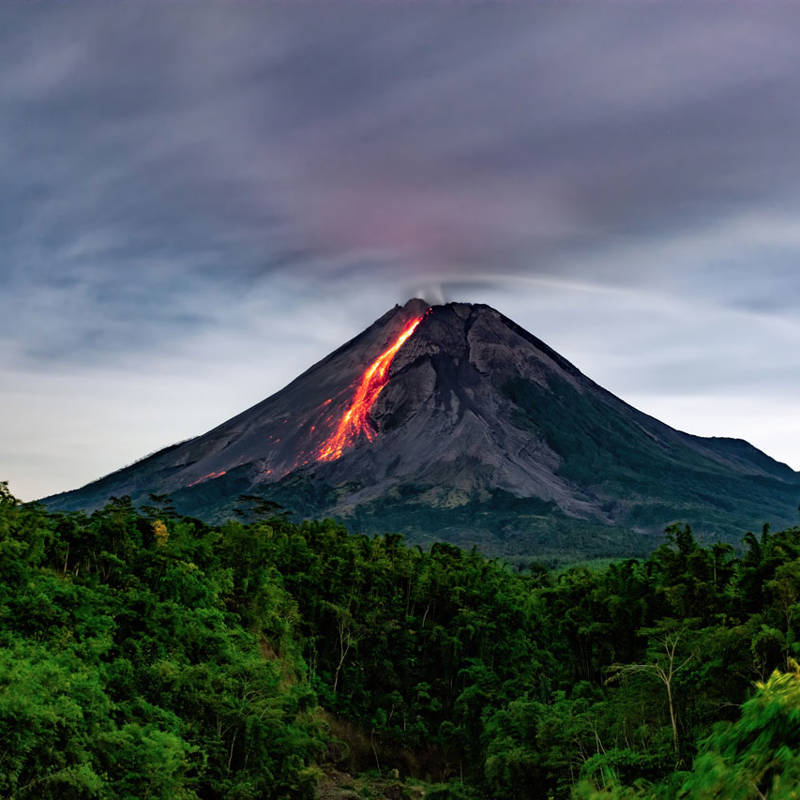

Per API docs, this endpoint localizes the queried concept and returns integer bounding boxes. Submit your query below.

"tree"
[607,633,692,759]
[680,660,800,798]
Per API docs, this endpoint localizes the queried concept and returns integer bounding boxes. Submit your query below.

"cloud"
[2,2,800,498]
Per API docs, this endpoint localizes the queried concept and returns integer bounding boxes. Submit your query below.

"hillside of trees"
[2,480,800,798]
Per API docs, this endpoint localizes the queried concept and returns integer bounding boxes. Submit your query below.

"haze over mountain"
[42,300,800,561]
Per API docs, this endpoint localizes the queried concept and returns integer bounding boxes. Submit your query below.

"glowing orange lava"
[316,315,424,462]
[187,470,227,487]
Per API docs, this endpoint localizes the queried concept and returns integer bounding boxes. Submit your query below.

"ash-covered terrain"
[42,299,800,561]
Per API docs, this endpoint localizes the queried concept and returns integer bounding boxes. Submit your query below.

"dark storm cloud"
[2,2,800,498]
[4,4,800,322]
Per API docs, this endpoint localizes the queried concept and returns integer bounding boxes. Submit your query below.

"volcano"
[42,299,800,561]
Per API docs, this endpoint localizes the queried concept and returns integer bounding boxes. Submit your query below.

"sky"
[2,2,800,502]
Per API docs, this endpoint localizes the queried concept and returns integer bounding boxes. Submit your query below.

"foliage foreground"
[2,482,800,798]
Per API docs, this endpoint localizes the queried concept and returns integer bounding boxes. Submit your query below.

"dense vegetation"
[2,480,800,798]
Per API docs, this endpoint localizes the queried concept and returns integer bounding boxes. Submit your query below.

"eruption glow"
[316,315,425,463]
[187,470,227,487]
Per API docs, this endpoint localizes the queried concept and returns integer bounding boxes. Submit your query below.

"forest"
[2,480,800,799]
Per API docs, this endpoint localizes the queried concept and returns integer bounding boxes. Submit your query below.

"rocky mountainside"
[42,299,800,561]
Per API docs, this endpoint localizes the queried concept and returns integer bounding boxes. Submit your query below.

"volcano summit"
[43,300,800,561]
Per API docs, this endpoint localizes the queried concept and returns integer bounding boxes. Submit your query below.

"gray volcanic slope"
[42,300,800,561]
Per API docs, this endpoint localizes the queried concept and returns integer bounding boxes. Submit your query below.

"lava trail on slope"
[315,313,425,462]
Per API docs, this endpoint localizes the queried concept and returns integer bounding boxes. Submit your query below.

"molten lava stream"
[187,470,227,487]
[316,315,424,462]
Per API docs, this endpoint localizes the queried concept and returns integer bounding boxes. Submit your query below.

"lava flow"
[316,314,425,462]
[187,470,227,487]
